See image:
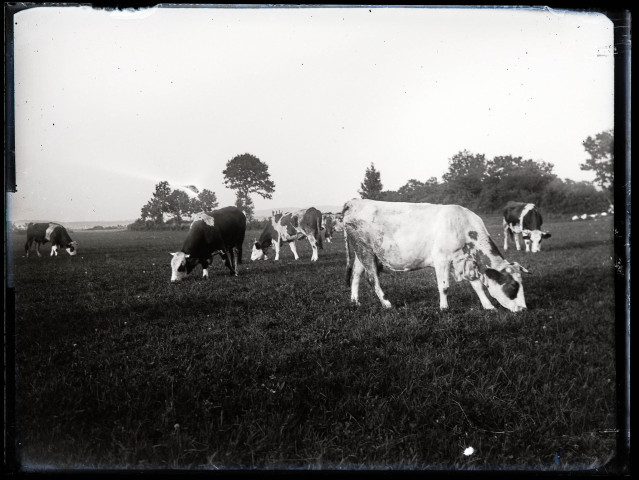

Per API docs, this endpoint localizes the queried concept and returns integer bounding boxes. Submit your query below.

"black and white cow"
[322,213,344,243]
[502,202,551,253]
[343,199,529,312]
[25,222,78,257]
[170,206,246,282]
[251,207,323,262]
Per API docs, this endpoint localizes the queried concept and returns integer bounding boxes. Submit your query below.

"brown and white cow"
[502,202,551,253]
[322,212,344,243]
[170,207,246,282]
[251,207,323,262]
[25,222,78,257]
[343,199,529,312]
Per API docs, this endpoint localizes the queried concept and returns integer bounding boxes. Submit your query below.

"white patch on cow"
[170,252,190,282]
[581,213,588,220]
[45,223,59,242]
[572,215,579,221]
[191,212,215,227]
[202,268,209,278]
[50,245,58,256]
[600,212,608,216]
[519,203,535,227]
[251,243,265,261]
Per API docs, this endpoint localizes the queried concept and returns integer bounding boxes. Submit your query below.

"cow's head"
[251,239,270,261]
[482,262,529,312]
[67,241,78,256]
[170,252,195,282]
[523,230,551,253]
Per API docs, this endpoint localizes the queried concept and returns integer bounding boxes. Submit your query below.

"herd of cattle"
[24,200,557,313]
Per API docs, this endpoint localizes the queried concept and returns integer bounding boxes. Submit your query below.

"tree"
[167,189,192,224]
[223,153,275,221]
[441,150,487,208]
[580,129,613,202]
[140,181,172,225]
[191,188,219,213]
[359,163,383,199]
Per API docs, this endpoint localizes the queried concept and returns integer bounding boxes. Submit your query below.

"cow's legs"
[524,238,531,252]
[288,241,300,260]
[227,250,237,276]
[514,233,521,251]
[503,222,510,251]
[468,279,496,310]
[50,245,58,256]
[434,259,451,310]
[273,240,281,261]
[34,242,42,257]
[350,256,365,305]
[202,259,210,279]
[309,237,319,262]
[358,249,391,308]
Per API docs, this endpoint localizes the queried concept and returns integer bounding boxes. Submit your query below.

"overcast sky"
[8,5,614,222]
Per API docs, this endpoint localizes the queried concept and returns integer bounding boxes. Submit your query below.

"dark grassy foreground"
[7,216,618,471]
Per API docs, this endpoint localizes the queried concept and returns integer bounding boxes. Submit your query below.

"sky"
[7,5,615,222]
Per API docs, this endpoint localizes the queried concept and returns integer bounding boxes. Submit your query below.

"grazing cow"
[170,206,246,282]
[502,202,551,253]
[251,207,323,262]
[322,213,344,243]
[25,222,78,257]
[343,199,529,312]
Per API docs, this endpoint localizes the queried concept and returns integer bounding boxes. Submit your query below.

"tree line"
[130,130,612,230]
[359,130,613,214]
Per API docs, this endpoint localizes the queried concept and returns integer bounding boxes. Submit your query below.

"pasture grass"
[7,216,619,471]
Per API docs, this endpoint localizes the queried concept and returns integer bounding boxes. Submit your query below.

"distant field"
[7,215,619,471]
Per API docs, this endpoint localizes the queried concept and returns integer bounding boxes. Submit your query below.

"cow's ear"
[511,262,531,274]
[484,268,505,284]
[185,254,190,259]
[542,231,552,239]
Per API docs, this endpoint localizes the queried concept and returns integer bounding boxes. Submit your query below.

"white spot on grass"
[464,446,474,456]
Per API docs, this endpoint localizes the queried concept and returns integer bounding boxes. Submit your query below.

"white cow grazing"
[343,199,529,312]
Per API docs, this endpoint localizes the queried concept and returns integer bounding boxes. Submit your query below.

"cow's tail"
[316,216,323,250]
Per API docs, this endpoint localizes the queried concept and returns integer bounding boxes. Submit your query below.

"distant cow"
[170,206,246,282]
[251,207,323,262]
[343,199,529,312]
[503,202,551,253]
[322,213,344,243]
[25,222,78,257]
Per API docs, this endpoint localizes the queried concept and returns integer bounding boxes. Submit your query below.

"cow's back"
[26,223,49,241]
[211,206,246,247]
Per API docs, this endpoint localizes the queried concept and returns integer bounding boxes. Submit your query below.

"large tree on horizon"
[222,153,275,221]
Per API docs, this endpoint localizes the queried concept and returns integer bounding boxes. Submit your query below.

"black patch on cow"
[462,242,475,254]
[468,230,478,240]
[542,232,552,239]
[485,268,520,300]
[443,287,449,295]
[475,249,492,272]
[502,276,520,300]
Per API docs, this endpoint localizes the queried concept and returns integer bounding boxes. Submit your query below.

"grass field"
[6,215,620,471]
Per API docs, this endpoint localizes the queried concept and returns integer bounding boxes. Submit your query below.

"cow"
[170,206,246,282]
[251,207,323,262]
[502,202,551,253]
[322,212,344,243]
[343,199,529,312]
[25,222,78,257]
